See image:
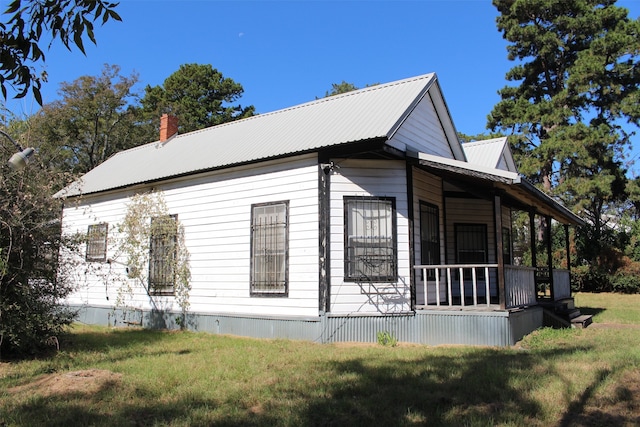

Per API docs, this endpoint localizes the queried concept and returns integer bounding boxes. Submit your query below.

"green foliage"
[114,192,191,327]
[490,0,640,286]
[324,81,359,97]
[0,0,121,103]
[611,272,640,294]
[376,330,398,347]
[29,64,149,174]
[322,81,380,98]
[0,128,80,358]
[140,63,255,134]
[457,131,505,144]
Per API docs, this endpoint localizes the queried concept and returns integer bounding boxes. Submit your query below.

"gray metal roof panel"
[462,137,508,169]
[56,73,437,198]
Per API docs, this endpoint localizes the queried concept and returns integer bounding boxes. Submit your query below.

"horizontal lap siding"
[329,159,411,314]
[387,94,454,159]
[445,198,495,264]
[61,154,320,318]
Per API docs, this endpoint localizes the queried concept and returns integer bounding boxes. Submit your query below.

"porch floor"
[416,304,509,312]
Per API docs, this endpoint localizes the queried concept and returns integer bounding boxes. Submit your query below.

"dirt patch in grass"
[7,369,122,397]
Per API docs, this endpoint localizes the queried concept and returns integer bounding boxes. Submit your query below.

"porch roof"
[413,152,585,226]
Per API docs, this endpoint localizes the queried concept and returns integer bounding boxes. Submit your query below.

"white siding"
[387,92,454,159]
[61,154,320,318]
[328,159,411,314]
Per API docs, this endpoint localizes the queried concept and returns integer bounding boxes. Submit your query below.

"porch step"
[566,308,582,320]
[555,298,575,311]
[542,300,593,329]
[571,314,593,329]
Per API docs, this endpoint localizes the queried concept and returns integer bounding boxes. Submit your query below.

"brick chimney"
[159,114,178,142]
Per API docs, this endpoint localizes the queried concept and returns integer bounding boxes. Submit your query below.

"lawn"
[1,292,639,426]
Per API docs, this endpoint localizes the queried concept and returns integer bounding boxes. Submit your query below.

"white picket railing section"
[414,264,498,307]
[414,264,539,309]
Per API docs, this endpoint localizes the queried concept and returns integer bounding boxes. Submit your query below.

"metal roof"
[462,137,517,172]
[56,73,438,198]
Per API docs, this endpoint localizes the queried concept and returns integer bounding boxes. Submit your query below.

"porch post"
[564,224,571,274]
[546,215,554,300]
[494,195,506,309]
[406,162,416,311]
[529,209,537,269]
[564,224,571,298]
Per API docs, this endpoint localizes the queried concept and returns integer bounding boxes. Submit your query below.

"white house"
[55,73,586,346]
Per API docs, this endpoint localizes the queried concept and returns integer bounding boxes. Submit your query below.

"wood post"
[494,195,506,309]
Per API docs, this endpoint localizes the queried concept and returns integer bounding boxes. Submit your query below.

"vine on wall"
[111,192,191,328]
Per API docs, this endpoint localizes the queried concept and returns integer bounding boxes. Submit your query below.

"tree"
[0,0,121,103]
[141,64,255,134]
[1,122,79,358]
[30,64,148,174]
[321,81,379,98]
[324,81,359,97]
[488,0,640,256]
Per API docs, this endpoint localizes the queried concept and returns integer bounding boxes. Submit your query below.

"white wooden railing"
[414,264,539,309]
[414,264,498,308]
[552,269,571,299]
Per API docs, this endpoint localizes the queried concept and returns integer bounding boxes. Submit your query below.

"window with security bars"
[251,202,288,295]
[149,215,177,295]
[455,223,488,280]
[86,223,108,262]
[420,202,440,279]
[344,197,397,282]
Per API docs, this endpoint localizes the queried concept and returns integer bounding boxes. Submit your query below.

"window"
[455,224,488,279]
[251,202,288,295]
[420,202,440,279]
[86,223,108,262]
[149,215,177,295]
[344,197,397,282]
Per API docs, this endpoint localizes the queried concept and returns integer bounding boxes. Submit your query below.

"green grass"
[1,292,639,426]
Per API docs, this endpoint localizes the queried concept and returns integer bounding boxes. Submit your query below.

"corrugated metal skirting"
[70,305,543,347]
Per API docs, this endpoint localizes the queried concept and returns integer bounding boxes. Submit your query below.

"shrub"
[376,331,398,347]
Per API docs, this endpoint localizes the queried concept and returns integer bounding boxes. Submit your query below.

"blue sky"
[3,0,640,173]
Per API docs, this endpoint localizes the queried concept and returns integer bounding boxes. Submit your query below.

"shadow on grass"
[293,348,573,426]
[578,306,605,317]
[3,328,626,426]
[60,325,184,354]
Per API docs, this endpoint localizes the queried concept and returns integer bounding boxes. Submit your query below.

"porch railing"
[504,266,537,308]
[552,269,571,299]
[414,264,498,308]
[414,264,538,309]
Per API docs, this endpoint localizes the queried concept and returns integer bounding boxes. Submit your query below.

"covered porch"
[410,152,585,324]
